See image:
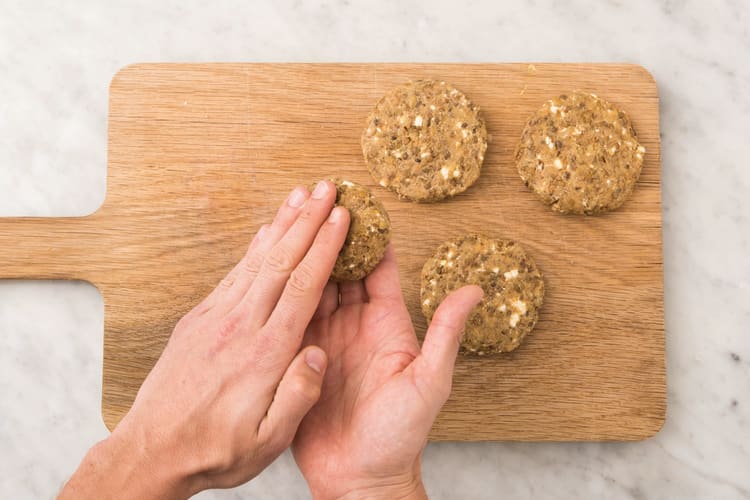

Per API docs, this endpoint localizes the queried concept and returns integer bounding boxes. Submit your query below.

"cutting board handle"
[0,216,100,281]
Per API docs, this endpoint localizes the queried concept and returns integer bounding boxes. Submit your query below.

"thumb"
[417,285,483,402]
[257,346,327,451]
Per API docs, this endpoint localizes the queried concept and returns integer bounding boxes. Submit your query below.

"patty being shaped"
[515,92,646,215]
[362,80,488,202]
[324,179,391,281]
[421,234,544,354]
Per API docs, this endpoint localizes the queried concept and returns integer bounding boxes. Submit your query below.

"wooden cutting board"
[0,64,665,441]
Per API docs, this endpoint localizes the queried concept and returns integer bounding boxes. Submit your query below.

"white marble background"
[1,0,748,498]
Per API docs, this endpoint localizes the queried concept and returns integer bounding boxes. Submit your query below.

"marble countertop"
[1,1,748,498]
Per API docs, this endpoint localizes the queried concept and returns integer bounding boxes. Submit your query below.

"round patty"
[325,179,391,281]
[361,80,488,202]
[420,234,545,354]
[515,92,646,215]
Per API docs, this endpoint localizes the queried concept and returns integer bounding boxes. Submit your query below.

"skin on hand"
[293,245,483,500]
[60,181,351,500]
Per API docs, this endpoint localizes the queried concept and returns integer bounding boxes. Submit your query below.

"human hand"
[293,246,483,500]
[60,181,350,500]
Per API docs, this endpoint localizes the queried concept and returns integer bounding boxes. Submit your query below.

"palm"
[293,246,482,498]
[293,251,433,488]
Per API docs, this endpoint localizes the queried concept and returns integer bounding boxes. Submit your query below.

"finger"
[248,224,269,252]
[257,346,327,452]
[200,187,311,316]
[188,224,271,319]
[215,187,311,311]
[263,206,349,345]
[339,280,368,306]
[240,180,338,324]
[416,285,484,403]
[312,281,339,320]
[185,224,269,318]
[364,245,402,302]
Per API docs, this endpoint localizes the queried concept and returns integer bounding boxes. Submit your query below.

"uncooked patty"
[325,179,391,281]
[361,80,488,202]
[515,92,646,215]
[420,234,544,354]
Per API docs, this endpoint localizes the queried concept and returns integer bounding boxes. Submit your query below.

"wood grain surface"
[0,63,665,440]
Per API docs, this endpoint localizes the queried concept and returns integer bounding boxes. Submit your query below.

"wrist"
[59,428,197,500]
[310,472,426,500]
[337,480,427,500]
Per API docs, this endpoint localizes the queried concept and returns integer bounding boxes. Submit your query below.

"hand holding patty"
[293,246,483,500]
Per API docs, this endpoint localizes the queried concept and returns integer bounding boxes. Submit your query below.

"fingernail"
[311,180,329,199]
[288,187,307,208]
[305,348,326,374]
[328,206,345,223]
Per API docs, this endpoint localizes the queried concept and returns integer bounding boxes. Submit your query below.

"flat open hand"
[60,181,350,500]
[293,246,483,500]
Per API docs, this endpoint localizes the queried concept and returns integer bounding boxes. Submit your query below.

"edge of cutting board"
[0,62,665,441]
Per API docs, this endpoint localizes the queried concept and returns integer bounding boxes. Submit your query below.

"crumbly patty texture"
[361,80,488,202]
[420,234,544,354]
[515,92,646,215]
[325,179,391,281]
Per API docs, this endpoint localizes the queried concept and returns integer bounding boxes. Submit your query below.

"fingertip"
[304,345,327,375]
[440,284,484,310]
[312,179,335,200]
[420,285,485,380]
[326,207,350,255]
[257,345,328,449]
[457,284,484,304]
[328,205,350,225]
[287,186,310,208]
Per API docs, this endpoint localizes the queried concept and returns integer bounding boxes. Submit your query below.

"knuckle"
[290,376,321,404]
[444,329,462,349]
[415,373,450,404]
[255,329,283,352]
[286,263,316,296]
[264,245,296,274]
[274,309,300,335]
[173,315,193,336]
[209,451,236,476]
[429,314,461,334]
[297,208,314,222]
[255,223,271,241]
[261,431,292,459]
[278,431,295,452]
[218,273,236,290]
[243,251,265,276]
[217,313,244,339]
[435,378,453,402]
[249,329,287,365]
